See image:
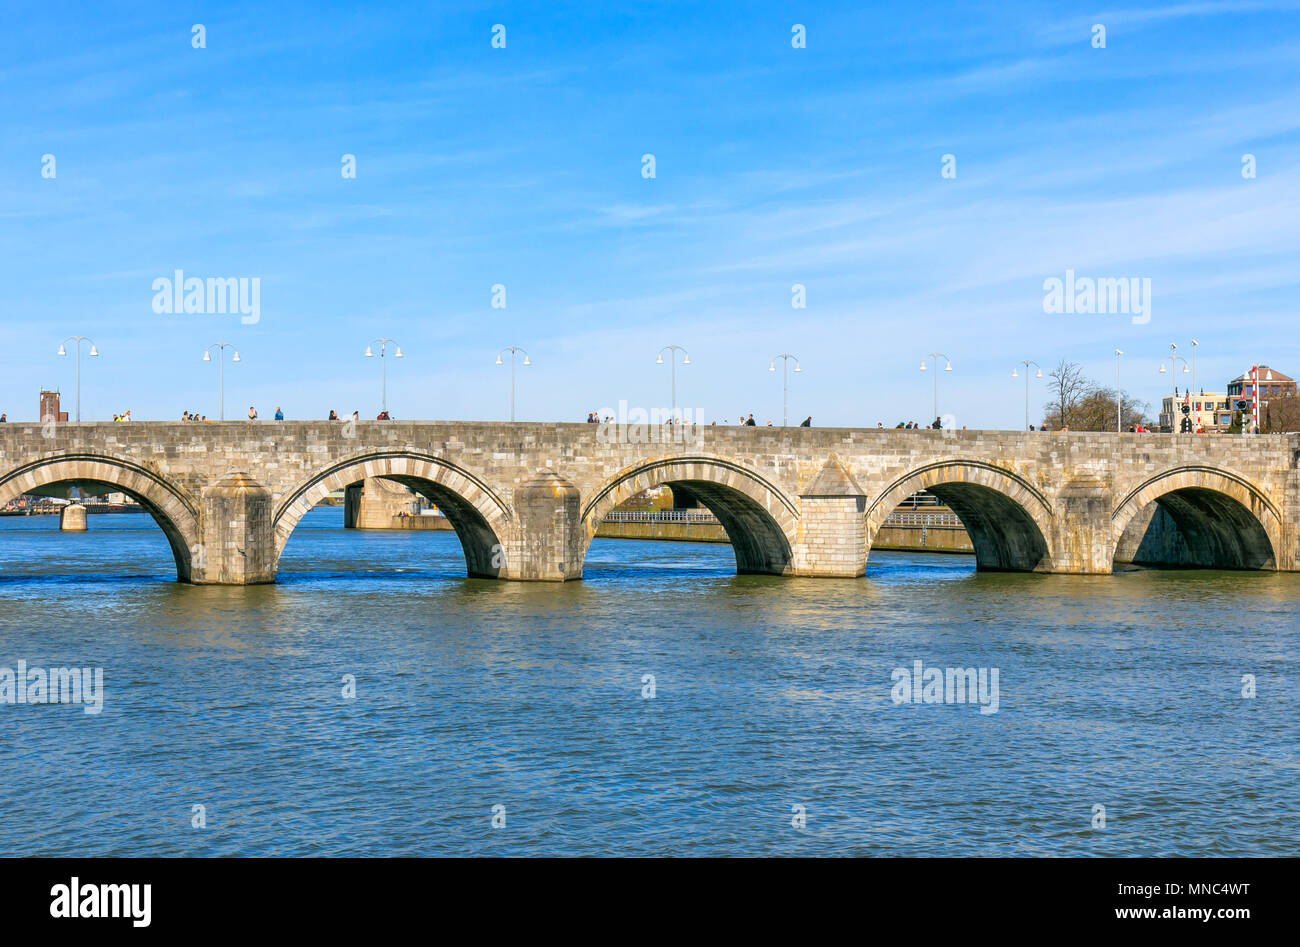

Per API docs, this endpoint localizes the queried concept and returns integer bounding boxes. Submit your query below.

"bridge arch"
[867,460,1054,571]
[580,456,799,575]
[273,451,512,577]
[1112,466,1280,570]
[0,454,201,581]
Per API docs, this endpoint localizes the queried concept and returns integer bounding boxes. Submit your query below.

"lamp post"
[1190,339,1199,431]
[495,346,531,422]
[202,343,240,421]
[1115,349,1123,432]
[56,336,98,422]
[1158,342,1190,431]
[1010,360,1043,431]
[364,338,403,416]
[768,354,801,427]
[918,352,952,422]
[656,345,690,422]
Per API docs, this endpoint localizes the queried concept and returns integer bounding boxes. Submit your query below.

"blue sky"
[2,0,1299,426]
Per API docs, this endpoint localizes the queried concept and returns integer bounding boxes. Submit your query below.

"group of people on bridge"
[886,417,953,430]
[584,412,813,427]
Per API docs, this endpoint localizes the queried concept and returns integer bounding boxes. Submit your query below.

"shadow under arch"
[1112,466,1280,570]
[272,451,512,577]
[0,454,201,581]
[579,456,800,575]
[867,460,1054,571]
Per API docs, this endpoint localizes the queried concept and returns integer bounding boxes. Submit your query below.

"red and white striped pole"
[1251,365,1259,435]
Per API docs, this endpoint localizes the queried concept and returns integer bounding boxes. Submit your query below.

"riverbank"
[381,509,976,553]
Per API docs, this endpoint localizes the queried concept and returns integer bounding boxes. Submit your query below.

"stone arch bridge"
[2,422,1297,583]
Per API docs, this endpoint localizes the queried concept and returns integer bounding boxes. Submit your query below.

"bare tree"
[1038,360,1151,431]
[1263,396,1300,433]
[1042,359,1091,429]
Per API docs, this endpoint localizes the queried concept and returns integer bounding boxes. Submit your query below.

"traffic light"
[1180,417,1192,433]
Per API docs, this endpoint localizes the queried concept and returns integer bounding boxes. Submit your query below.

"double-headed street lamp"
[768,353,802,427]
[1159,342,1190,429]
[364,338,403,417]
[495,346,531,422]
[56,336,98,422]
[202,343,240,421]
[1011,360,1043,431]
[918,353,952,422]
[656,345,690,422]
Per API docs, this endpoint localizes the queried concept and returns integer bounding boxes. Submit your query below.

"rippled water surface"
[1,509,1296,856]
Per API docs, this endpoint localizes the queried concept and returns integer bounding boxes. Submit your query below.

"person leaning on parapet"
[745,413,756,426]
[351,410,359,421]
[248,406,258,420]
[328,410,338,420]
[932,416,942,429]
[274,406,284,420]
[800,416,812,427]
[0,414,6,422]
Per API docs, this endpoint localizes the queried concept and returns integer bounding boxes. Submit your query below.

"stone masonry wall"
[1,422,1296,582]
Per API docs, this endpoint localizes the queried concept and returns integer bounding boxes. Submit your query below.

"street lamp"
[56,336,98,422]
[1158,342,1191,431]
[918,352,952,422]
[1115,349,1123,432]
[768,353,801,427]
[1190,339,1199,431]
[364,338,403,416]
[1011,360,1043,431]
[202,343,240,420]
[495,346,531,422]
[656,345,690,422]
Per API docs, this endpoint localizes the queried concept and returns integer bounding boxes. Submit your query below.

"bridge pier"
[502,472,583,580]
[795,458,867,577]
[1283,465,1300,571]
[1049,477,1114,574]
[195,473,276,585]
[342,483,362,528]
[345,477,419,528]
[59,503,87,531]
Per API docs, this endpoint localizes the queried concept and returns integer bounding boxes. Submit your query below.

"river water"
[1,509,1296,856]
